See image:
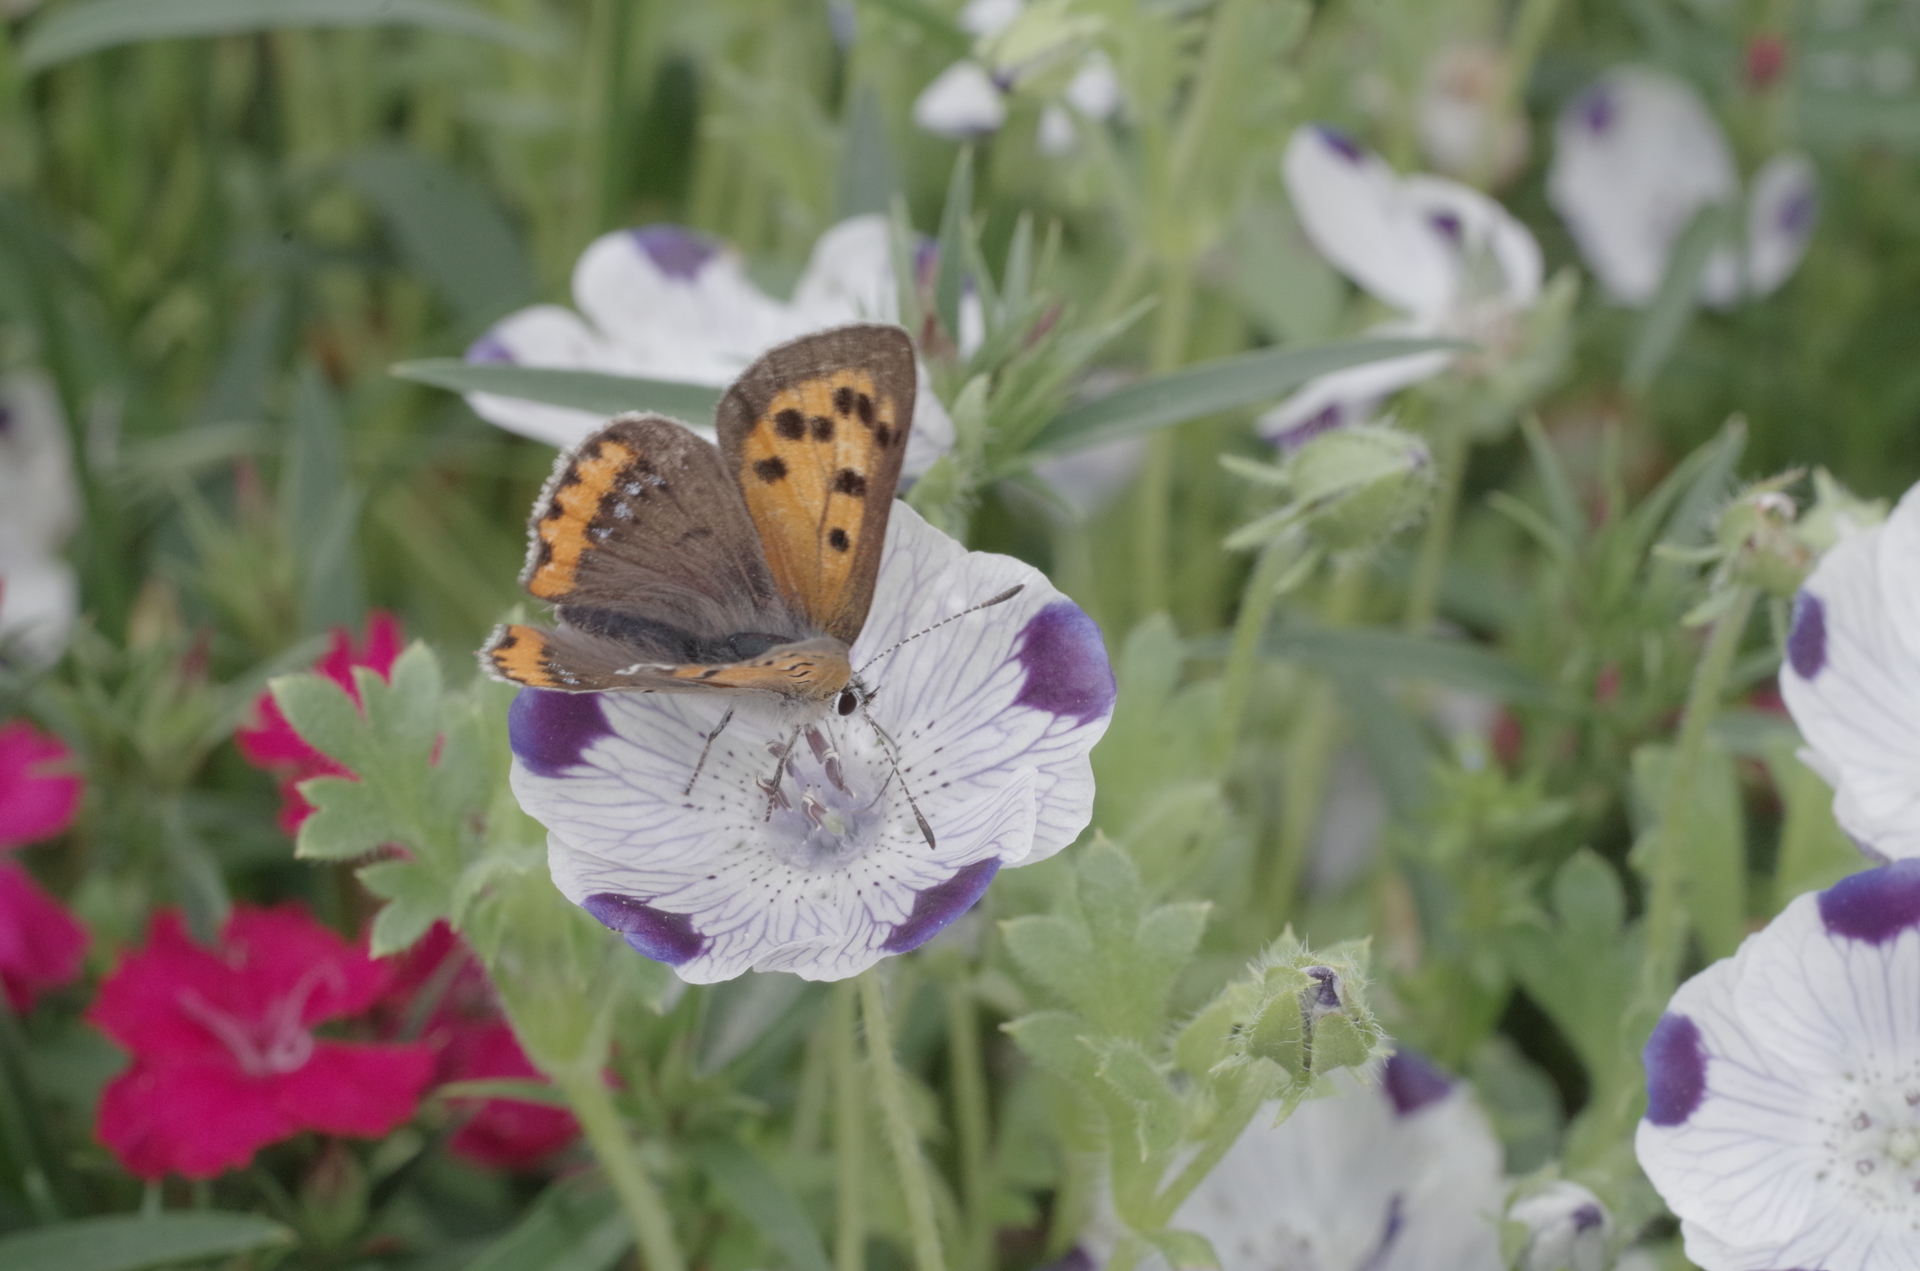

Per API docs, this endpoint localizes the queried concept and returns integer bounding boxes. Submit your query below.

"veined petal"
[1547,68,1738,306]
[1283,126,1458,321]
[914,61,1008,139]
[1746,152,1819,299]
[1778,519,1920,859]
[1879,483,1920,667]
[517,506,1112,983]
[571,226,789,385]
[1255,348,1452,449]
[1635,960,1824,1247]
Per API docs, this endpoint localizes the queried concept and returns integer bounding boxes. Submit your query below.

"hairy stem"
[945,974,993,1271]
[860,967,948,1271]
[1403,417,1468,634]
[552,1063,686,1271]
[831,981,867,1271]
[1217,536,1314,761]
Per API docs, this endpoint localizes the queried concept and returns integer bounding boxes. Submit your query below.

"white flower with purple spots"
[0,372,79,666]
[911,0,1119,151]
[1548,68,1819,308]
[465,216,954,478]
[1096,1052,1506,1271]
[505,503,1115,984]
[1257,125,1543,449]
[1779,480,1920,861]
[1637,860,1920,1270]
[1508,1180,1613,1271]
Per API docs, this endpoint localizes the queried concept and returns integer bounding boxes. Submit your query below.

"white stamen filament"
[175,962,346,1077]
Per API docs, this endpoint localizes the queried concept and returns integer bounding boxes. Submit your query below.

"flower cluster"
[509,503,1116,984]
[238,612,401,832]
[90,903,435,1179]
[0,718,85,1012]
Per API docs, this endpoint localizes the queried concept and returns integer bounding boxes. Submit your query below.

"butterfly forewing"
[715,325,917,646]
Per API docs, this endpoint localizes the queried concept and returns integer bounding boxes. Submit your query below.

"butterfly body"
[480,324,917,703]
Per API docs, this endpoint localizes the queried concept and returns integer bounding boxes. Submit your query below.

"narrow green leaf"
[693,1139,833,1271]
[462,1184,629,1271]
[19,0,548,72]
[0,1214,293,1271]
[933,148,974,342]
[1143,1229,1222,1271]
[283,364,365,634]
[836,83,898,220]
[392,359,721,424]
[435,1079,572,1109]
[1026,338,1465,457]
[1254,624,1550,704]
[1625,202,1729,391]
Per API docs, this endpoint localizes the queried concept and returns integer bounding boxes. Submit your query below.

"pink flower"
[0,719,81,849]
[379,923,579,1170]
[89,903,435,1180]
[0,863,86,1011]
[237,613,401,832]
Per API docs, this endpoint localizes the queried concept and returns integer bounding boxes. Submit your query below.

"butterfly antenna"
[683,704,737,796]
[861,712,937,850]
[856,584,1026,676]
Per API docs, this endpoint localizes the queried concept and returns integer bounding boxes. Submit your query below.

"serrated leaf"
[1134,903,1209,980]
[1003,1011,1099,1083]
[0,1214,293,1271]
[271,672,372,772]
[357,860,449,955]
[1001,914,1096,1008]
[295,778,400,861]
[1085,1037,1183,1159]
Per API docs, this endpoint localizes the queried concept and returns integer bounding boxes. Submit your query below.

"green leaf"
[1625,201,1731,391]
[357,859,448,956]
[692,1139,833,1271]
[0,1214,293,1271]
[283,364,366,634]
[391,359,721,424]
[1003,1010,1100,1083]
[296,777,402,861]
[1025,338,1464,457]
[18,0,548,72]
[1258,624,1550,704]
[271,672,373,773]
[1142,1229,1222,1271]
[836,82,898,220]
[1764,739,1867,911]
[344,146,536,327]
[933,148,974,343]
[462,1183,630,1271]
[1085,1037,1183,1159]
[1632,738,1746,961]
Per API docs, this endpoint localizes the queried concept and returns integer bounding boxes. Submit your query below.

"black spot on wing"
[754,456,789,483]
[810,415,834,442]
[828,528,850,552]
[856,393,875,426]
[833,469,868,497]
[875,424,894,449]
[833,386,856,416]
[775,409,806,440]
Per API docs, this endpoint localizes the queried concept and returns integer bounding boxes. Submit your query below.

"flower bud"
[1236,937,1384,1081]
[1288,425,1435,552]
[1715,484,1811,597]
[1506,1181,1612,1271]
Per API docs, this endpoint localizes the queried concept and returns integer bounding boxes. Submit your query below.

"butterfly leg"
[760,725,802,822]
[860,713,936,850]
[684,705,738,796]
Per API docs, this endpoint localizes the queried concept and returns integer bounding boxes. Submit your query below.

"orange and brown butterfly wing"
[715,324,917,646]
[485,624,850,698]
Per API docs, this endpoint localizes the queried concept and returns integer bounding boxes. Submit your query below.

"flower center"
[176,963,344,1077]
[758,722,896,869]
[1826,1073,1920,1212]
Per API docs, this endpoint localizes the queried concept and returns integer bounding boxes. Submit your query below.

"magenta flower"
[237,613,401,832]
[0,718,81,849]
[90,904,435,1180]
[0,864,86,1011]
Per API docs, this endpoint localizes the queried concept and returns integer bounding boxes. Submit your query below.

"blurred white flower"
[912,0,1120,151]
[1548,68,1818,308]
[1091,1051,1506,1271]
[914,61,1008,139]
[1778,479,1920,860]
[1259,125,1542,448]
[464,216,954,478]
[0,373,79,665]
[1637,860,1920,1269]
[1507,1180,1613,1271]
[1416,43,1530,187]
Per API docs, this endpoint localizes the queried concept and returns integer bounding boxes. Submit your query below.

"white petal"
[1879,482,1920,667]
[1778,520,1920,859]
[1036,103,1078,156]
[1283,126,1458,320]
[1063,52,1122,119]
[1029,437,1146,520]
[1401,174,1544,308]
[0,556,77,666]
[0,373,79,558]
[1255,346,1452,448]
[463,304,625,448]
[790,215,898,328]
[914,61,1007,139]
[1634,958,1822,1247]
[959,0,1022,37]
[1416,43,1529,185]
[571,226,788,385]
[1746,152,1820,298]
[1547,68,1738,306]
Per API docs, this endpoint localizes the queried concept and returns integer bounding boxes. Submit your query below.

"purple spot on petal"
[1012,602,1116,723]
[1575,85,1616,133]
[1272,401,1346,452]
[582,893,707,965]
[1819,859,1920,945]
[1643,1012,1707,1126]
[1787,591,1826,679]
[914,237,940,289]
[465,331,515,365]
[1313,123,1365,163]
[1779,186,1819,240]
[508,688,612,778]
[882,857,1000,953]
[631,225,719,281]
[1382,1049,1454,1117]
[1353,1194,1405,1271]
[1571,1204,1604,1233]
[1035,1249,1093,1271]
[1428,211,1464,244]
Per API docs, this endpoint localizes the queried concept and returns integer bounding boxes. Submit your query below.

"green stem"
[944,974,992,1271]
[1146,1073,1283,1227]
[830,982,866,1271]
[552,1064,686,1271]
[1403,418,1468,634]
[1634,586,1760,1013]
[1134,267,1197,618]
[859,967,948,1271]
[1217,536,1314,762]
[1265,556,1369,919]
[1476,0,1562,187]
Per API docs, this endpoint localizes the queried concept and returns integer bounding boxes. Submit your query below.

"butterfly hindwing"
[715,324,917,646]
[484,623,851,696]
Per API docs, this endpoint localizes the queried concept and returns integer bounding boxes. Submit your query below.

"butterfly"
[480,323,920,713]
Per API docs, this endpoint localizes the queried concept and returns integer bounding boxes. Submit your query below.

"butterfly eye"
[835,689,860,716]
